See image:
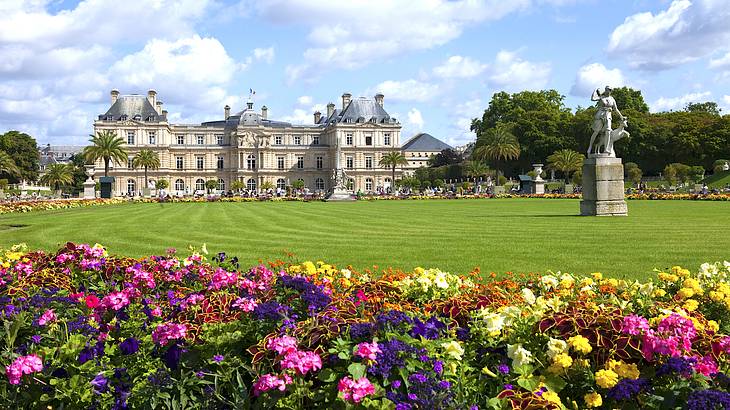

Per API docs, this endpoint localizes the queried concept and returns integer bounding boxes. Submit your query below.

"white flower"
[547,338,568,359]
[482,312,505,333]
[341,268,352,279]
[507,344,533,367]
[541,275,559,290]
[434,271,449,289]
[699,262,718,279]
[521,288,536,305]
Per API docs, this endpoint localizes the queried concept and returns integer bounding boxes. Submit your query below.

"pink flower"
[354,342,381,361]
[641,314,697,360]
[694,355,718,376]
[232,297,258,312]
[101,291,130,311]
[338,376,376,403]
[127,265,155,289]
[252,373,292,396]
[150,306,162,317]
[37,309,56,326]
[209,268,238,290]
[85,295,101,309]
[280,351,322,375]
[5,354,43,385]
[152,323,188,346]
[621,314,650,335]
[266,335,299,355]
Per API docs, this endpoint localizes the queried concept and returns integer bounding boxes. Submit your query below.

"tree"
[473,125,520,184]
[291,179,305,190]
[713,159,729,174]
[379,151,409,187]
[261,181,275,191]
[685,102,721,116]
[433,179,445,189]
[0,131,40,183]
[83,130,128,177]
[155,179,169,190]
[205,179,219,193]
[689,166,705,182]
[546,149,585,183]
[39,163,74,194]
[429,148,463,167]
[463,160,490,180]
[571,168,583,186]
[663,164,678,186]
[0,151,21,178]
[627,167,643,187]
[230,180,245,193]
[132,149,160,189]
[610,87,649,113]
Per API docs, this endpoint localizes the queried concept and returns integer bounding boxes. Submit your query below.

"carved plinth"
[580,156,627,216]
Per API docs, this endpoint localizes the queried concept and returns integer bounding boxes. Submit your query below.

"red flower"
[85,295,100,309]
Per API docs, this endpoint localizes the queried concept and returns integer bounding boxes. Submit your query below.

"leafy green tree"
[663,164,678,186]
[689,166,705,182]
[205,179,219,193]
[83,130,127,177]
[571,168,583,186]
[132,149,160,189]
[685,102,721,116]
[261,181,275,191]
[610,87,650,113]
[627,167,643,187]
[291,179,305,190]
[379,151,409,186]
[0,131,40,183]
[546,149,584,183]
[155,179,169,190]
[0,150,21,178]
[463,160,490,179]
[39,163,74,194]
[68,154,90,195]
[473,125,520,184]
[433,179,445,189]
[230,180,245,193]
[713,159,729,174]
[428,148,463,167]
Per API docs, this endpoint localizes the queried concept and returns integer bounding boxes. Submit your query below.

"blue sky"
[2,0,730,147]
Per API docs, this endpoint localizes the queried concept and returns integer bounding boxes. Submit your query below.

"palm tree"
[39,163,74,195]
[132,149,160,189]
[0,151,21,178]
[546,149,585,183]
[379,151,409,191]
[472,125,520,184]
[83,130,128,177]
[260,181,275,191]
[230,180,245,193]
[463,160,490,180]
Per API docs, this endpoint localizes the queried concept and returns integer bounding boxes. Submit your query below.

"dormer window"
[147,116,155,121]
[133,115,141,121]
[120,115,127,121]
[106,115,114,121]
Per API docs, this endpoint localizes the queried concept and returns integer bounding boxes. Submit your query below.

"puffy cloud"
[651,91,712,112]
[371,80,439,102]
[570,63,627,96]
[487,50,551,92]
[297,96,313,106]
[449,98,483,146]
[407,108,424,130]
[279,103,326,125]
[607,0,730,70]
[433,55,488,79]
[252,47,275,64]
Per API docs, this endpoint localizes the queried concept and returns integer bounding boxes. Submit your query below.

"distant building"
[38,144,85,172]
[401,133,453,175]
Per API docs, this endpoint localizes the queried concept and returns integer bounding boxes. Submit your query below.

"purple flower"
[408,393,418,401]
[31,335,42,344]
[498,364,510,374]
[686,389,730,410]
[607,378,651,401]
[439,380,451,389]
[195,370,206,378]
[119,338,140,355]
[410,317,446,340]
[90,373,108,394]
[504,384,514,390]
[213,354,224,363]
[433,360,444,375]
[656,356,696,377]
[392,380,401,389]
[409,373,428,384]
[349,323,375,341]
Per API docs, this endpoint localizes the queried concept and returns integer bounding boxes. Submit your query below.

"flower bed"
[0,199,127,215]
[1,244,729,409]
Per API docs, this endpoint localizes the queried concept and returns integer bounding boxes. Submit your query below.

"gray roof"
[101,95,163,121]
[401,133,452,152]
[331,98,395,124]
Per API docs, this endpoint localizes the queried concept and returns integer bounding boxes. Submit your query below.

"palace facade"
[93,90,407,196]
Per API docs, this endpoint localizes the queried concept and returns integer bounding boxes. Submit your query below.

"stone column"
[580,156,627,216]
[83,165,96,199]
[532,163,545,194]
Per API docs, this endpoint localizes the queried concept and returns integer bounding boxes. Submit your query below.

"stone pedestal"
[580,156,627,216]
[83,180,96,199]
[533,180,545,194]
[326,187,355,201]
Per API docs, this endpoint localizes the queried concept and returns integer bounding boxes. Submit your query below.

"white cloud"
[570,63,627,96]
[296,96,312,106]
[252,47,275,64]
[449,98,483,146]
[651,91,712,112]
[721,95,730,112]
[607,0,730,70]
[487,50,551,91]
[407,108,424,130]
[372,80,439,102]
[433,55,488,79]
[279,103,326,125]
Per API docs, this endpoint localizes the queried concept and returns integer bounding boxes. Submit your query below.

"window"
[316,156,323,169]
[346,156,354,170]
[365,155,373,169]
[294,136,301,145]
[176,156,184,170]
[315,178,325,190]
[218,178,225,191]
[296,156,304,169]
[127,131,135,145]
[127,179,136,195]
[313,136,319,145]
[365,178,373,191]
[196,135,204,145]
[277,156,285,170]
[127,157,134,170]
[176,134,184,145]
[365,134,373,146]
[274,135,282,145]
[196,156,204,170]
[384,133,391,146]
[216,134,224,145]
[175,179,184,191]
[247,154,256,170]
[346,133,353,145]
[148,131,156,145]
[195,179,205,192]
[217,156,224,170]
[276,178,286,190]
[247,178,257,191]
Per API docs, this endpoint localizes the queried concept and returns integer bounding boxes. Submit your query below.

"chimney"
[147,89,157,107]
[224,105,230,119]
[375,93,384,107]
[314,111,321,124]
[261,105,268,120]
[155,101,163,114]
[342,92,351,110]
[111,89,119,104]
[327,102,335,118]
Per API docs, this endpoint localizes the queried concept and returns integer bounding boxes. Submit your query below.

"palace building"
[93,90,415,196]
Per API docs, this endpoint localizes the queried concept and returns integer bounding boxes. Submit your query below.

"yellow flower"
[615,362,640,380]
[542,390,561,406]
[580,278,594,287]
[584,392,603,408]
[547,338,568,359]
[568,335,592,355]
[653,289,667,298]
[592,272,603,280]
[658,272,679,282]
[595,369,619,389]
[441,341,464,361]
[552,353,573,369]
[708,320,720,333]
[709,291,725,302]
[683,299,699,312]
[677,288,695,299]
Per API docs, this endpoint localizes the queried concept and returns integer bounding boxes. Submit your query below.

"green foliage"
[132,149,161,187]
[546,149,584,183]
[0,178,8,190]
[433,179,445,188]
[230,180,245,192]
[205,179,219,193]
[685,101,721,115]
[628,166,643,186]
[428,149,463,167]
[380,151,409,185]
[0,131,40,183]
[0,150,21,179]
[713,159,729,174]
[291,179,305,190]
[260,181,275,191]
[155,179,169,190]
[610,87,649,113]
[463,160,490,179]
[473,124,520,184]
[83,130,128,177]
[39,163,74,192]
[571,169,582,186]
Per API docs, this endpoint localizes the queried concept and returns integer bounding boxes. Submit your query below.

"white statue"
[588,86,625,157]
[604,117,629,157]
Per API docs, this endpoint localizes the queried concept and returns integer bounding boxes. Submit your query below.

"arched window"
[247,178,257,191]
[127,179,136,195]
[195,178,205,192]
[365,178,373,191]
[218,178,225,191]
[247,154,256,170]
[315,178,325,190]
[175,179,184,191]
[276,178,286,190]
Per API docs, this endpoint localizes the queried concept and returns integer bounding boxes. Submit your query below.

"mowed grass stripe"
[0,199,728,279]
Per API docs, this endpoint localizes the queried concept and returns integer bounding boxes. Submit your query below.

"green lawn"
[0,199,728,280]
